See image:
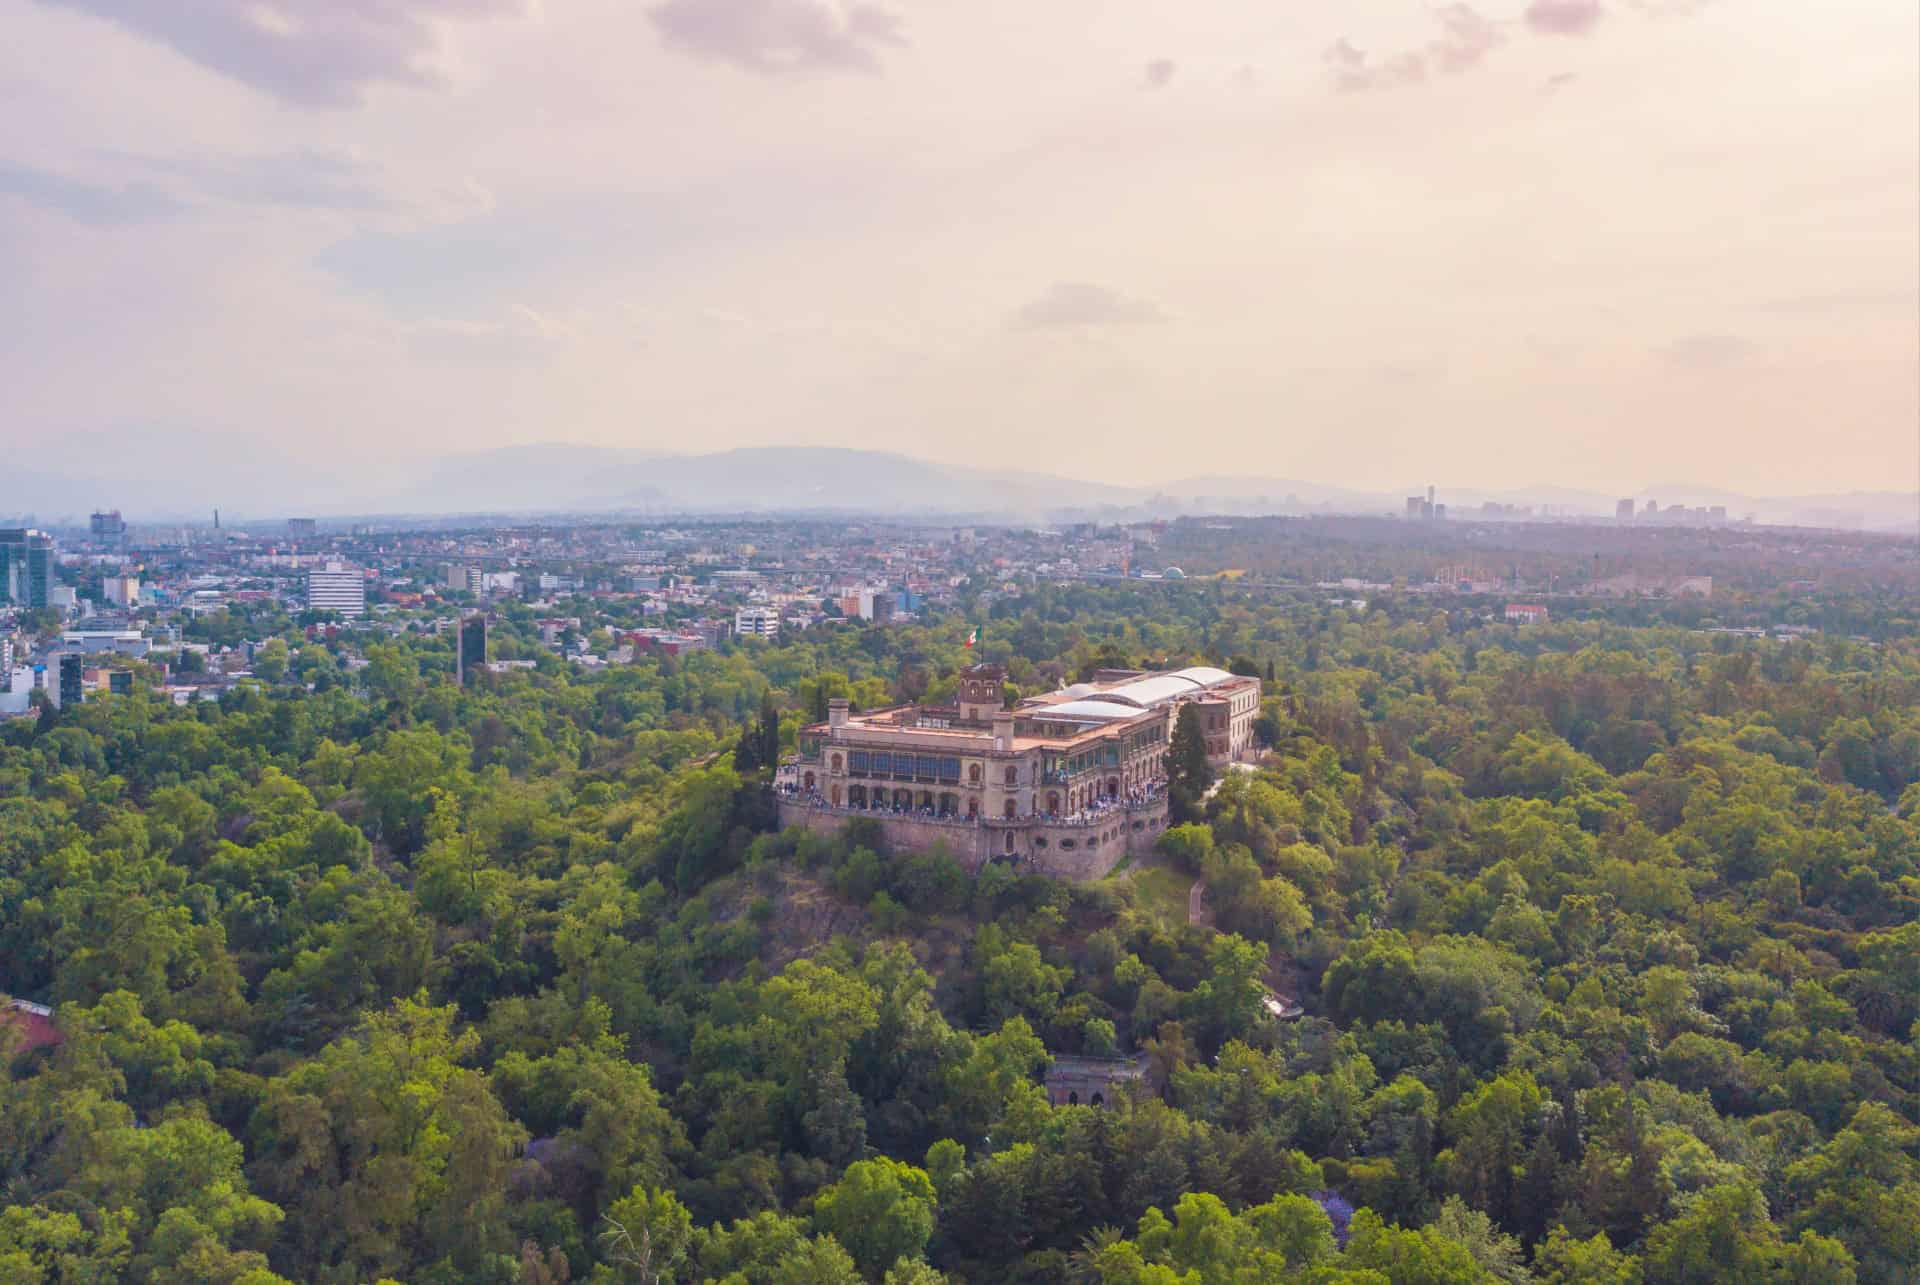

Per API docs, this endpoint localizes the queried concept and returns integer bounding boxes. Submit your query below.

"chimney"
[992,709,1014,752]
[827,697,850,731]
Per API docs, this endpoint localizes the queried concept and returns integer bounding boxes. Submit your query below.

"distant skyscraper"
[287,518,317,537]
[1616,499,1635,521]
[0,528,55,609]
[305,562,366,618]
[456,613,488,685]
[56,654,84,709]
[90,510,127,546]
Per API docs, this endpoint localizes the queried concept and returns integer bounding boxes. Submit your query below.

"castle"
[778,663,1260,879]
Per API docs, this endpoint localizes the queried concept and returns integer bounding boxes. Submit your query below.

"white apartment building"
[735,605,781,639]
[306,562,366,618]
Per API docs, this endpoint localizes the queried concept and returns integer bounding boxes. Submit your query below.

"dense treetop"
[4,584,1917,1283]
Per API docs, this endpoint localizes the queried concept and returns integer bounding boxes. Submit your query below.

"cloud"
[400,305,576,360]
[1526,0,1606,36]
[1143,58,1175,90]
[110,148,391,211]
[37,0,523,108]
[1013,282,1165,330]
[0,161,185,225]
[1655,333,1758,371]
[1326,5,1503,92]
[648,0,906,74]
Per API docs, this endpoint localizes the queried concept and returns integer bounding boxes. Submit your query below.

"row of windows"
[845,750,963,782]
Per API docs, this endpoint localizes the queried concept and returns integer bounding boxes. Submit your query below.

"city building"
[55,653,84,709]
[1616,498,1635,521]
[305,562,366,618]
[456,613,488,685]
[0,529,55,609]
[780,663,1260,878]
[735,605,781,638]
[102,574,140,607]
[1504,604,1550,624]
[60,629,150,658]
[287,518,317,537]
[90,510,127,545]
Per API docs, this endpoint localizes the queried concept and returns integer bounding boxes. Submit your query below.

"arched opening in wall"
[939,793,958,816]
[830,753,843,772]
[969,763,982,784]
[967,798,979,819]
[894,789,912,809]
[1132,820,1144,831]
[848,785,866,807]
[803,772,815,791]
[1004,800,1016,819]
[1034,837,1048,849]
[1068,1091,1079,1105]
[1107,777,1120,797]
[1004,765,1018,786]
[917,790,934,811]
[1060,839,1077,850]
[1005,831,1016,853]
[830,785,841,805]
[1046,792,1060,813]
[1090,1093,1105,1107]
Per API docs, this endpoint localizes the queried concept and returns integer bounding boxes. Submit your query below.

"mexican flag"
[964,627,978,649]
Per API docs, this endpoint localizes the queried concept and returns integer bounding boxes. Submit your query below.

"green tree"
[812,1156,937,1279]
[1166,704,1213,824]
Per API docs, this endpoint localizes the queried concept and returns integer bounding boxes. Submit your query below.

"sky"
[2,0,1916,511]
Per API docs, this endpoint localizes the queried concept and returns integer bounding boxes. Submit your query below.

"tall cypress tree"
[1166,703,1213,823]
[756,690,781,769]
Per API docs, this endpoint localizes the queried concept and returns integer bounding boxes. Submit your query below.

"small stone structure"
[1044,1052,1150,1107]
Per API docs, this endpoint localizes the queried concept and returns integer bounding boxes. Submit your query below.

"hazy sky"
[3,0,1916,504]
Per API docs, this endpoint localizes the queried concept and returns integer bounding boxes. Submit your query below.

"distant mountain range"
[5,443,1916,533]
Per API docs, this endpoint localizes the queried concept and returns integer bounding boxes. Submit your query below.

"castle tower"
[956,663,1006,721]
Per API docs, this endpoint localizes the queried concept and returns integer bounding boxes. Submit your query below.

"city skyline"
[2,0,1916,501]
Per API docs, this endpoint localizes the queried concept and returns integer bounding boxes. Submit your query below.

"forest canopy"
[4,585,1917,1283]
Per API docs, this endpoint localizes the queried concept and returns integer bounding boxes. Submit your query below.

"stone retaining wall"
[775,797,1171,881]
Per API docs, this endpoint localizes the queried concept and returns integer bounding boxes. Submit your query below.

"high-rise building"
[287,518,317,537]
[456,613,488,685]
[305,562,366,618]
[0,529,55,609]
[90,510,127,545]
[102,575,140,607]
[1616,499,1635,521]
[55,654,84,709]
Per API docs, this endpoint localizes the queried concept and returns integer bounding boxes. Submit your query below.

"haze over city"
[4,0,1916,514]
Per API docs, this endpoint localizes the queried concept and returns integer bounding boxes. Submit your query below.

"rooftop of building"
[809,664,1256,750]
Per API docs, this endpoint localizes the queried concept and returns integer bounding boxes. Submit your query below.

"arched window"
[967,797,979,818]
[830,785,841,806]
[969,763,982,784]
[830,753,842,772]
[1004,800,1016,819]
[803,771,815,791]
[1003,765,1018,786]
[1046,792,1060,813]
